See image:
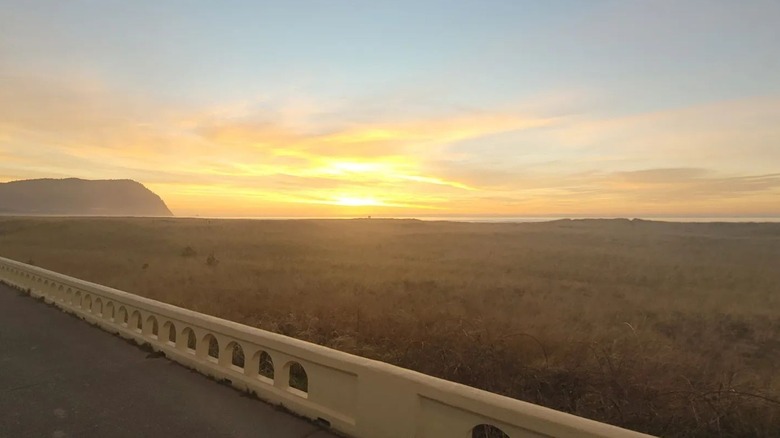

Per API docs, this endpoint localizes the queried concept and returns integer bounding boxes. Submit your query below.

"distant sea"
[193,216,780,223]
[408,216,780,223]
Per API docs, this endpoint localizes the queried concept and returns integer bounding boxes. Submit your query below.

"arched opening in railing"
[471,424,510,438]
[93,298,103,316]
[117,306,128,327]
[162,321,177,346]
[257,351,274,382]
[73,290,81,307]
[286,361,308,395]
[182,327,197,353]
[146,316,159,339]
[104,302,115,321]
[130,311,143,333]
[83,295,92,312]
[200,334,219,362]
[226,342,245,370]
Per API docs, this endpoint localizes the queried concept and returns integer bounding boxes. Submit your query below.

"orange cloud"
[552,96,780,173]
[2,72,779,217]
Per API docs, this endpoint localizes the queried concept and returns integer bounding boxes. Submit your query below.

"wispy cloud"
[550,97,780,172]
[1,70,779,217]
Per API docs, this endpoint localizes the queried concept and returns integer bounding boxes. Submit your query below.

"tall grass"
[1,217,778,436]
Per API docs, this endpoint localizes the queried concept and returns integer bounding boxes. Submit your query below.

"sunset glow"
[332,196,382,207]
[1,1,778,217]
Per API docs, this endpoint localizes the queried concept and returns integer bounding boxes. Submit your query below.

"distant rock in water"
[0,178,173,216]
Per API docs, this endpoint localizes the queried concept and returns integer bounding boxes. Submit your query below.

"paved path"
[0,283,337,438]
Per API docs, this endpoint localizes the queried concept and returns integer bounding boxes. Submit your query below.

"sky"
[1,0,779,217]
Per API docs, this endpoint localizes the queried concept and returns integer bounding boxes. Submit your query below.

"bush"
[180,246,197,257]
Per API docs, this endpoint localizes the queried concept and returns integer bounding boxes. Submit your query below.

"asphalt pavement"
[0,283,337,438]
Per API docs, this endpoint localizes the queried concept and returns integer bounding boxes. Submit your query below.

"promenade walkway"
[0,283,336,438]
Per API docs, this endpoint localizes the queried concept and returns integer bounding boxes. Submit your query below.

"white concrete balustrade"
[0,256,653,438]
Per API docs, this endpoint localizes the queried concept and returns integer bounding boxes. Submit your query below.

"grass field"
[1,217,778,437]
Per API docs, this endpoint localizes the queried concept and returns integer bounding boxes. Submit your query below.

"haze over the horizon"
[1,1,778,217]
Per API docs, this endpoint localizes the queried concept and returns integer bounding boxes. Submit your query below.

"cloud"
[193,109,556,161]
[427,96,780,196]
[610,168,711,184]
[603,168,780,199]
[412,163,780,216]
[3,71,551,214]
[1,70,779,217]
[551,97,780,172]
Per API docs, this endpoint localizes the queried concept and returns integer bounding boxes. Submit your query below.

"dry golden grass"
[1,217,778,437]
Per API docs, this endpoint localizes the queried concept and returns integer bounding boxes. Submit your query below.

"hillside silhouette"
[0,178,173,216]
